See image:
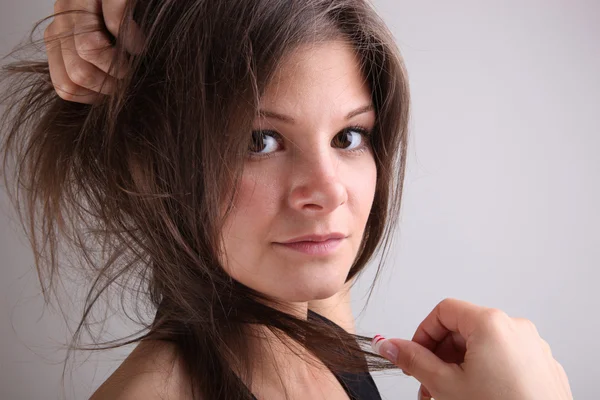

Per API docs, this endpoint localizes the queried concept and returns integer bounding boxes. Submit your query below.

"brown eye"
[332,127,369,150]
[249,130,280,156]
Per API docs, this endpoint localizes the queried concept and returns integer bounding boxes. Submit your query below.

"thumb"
[374,337,455,392]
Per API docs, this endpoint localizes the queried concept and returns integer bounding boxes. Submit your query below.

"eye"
[332,126,372,151]
[248,130,281,156]
[247,125,372,160]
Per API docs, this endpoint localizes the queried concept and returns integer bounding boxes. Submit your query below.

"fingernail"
[372,334,399,361]
[371,334,386,354]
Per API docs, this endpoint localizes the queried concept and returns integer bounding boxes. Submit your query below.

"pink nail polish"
[371,334,386,355]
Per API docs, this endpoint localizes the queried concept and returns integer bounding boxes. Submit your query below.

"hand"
[44,0,144,103]
[372,298,573,400]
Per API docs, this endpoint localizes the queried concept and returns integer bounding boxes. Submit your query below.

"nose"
[287,147,348,215]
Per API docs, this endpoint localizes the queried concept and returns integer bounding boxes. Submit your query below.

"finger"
[514,317,540,335]
[431,332,466,365]
[554,361,574,398]
[514,318,552,356]
[102,0,145,54]
[555,360,567,379]
[450,331,466,352]
[60,31,117,94]
[410,298,488,353]
[540,338,553,357]
[402,332,466,379]
[44,23,100,104]
[53,0,75,14]
[378,338,458,396]
[73,15,129,78]
[418,385,433,400]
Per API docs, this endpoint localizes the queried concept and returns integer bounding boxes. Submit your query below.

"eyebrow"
[257,104,374,124]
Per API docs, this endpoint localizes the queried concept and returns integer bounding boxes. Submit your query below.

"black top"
[248,309,381,400]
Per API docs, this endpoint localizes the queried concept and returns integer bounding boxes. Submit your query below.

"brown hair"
[0,0,410,398]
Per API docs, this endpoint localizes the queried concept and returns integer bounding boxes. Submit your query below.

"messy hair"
[0,0,410,398]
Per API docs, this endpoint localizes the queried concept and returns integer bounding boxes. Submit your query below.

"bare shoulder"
[89,339,197,400]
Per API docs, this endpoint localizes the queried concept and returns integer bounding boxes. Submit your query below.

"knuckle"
[439,297,474,310]
[66,62,93,88]
[479,308,510,331]
[55,85,77,101]
[53,0,63,13]
[44,26,54,45]
[44,22,61,45]
[483,307,509,322]
[44,24,54,41]
[53,0,70,14]
[48,13,71,40]
[555,360,567,377]
[425,370,442,393]
[104,18,120,36]
[540,338,553,355]
[438,297,458,310]
[406,349,417,371]
[429,365,452,393]
[526,319,540,335]
[76,31,109,58]
[515,317,540,335]
[440,297,456,305]
[439,297,452,307]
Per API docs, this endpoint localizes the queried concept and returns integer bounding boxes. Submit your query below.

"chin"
[272,276,346,303]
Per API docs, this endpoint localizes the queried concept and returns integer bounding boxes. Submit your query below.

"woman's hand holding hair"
[40,4,574,400]
[372,298,573,400]
[44,0,144,103]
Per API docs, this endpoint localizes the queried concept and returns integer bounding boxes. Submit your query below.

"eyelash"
[247,125,373,160]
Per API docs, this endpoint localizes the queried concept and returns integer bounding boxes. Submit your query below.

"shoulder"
[89,339,197,400]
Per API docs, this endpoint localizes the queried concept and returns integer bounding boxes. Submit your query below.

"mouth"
[278,232,347,244]
[273,237,345,256]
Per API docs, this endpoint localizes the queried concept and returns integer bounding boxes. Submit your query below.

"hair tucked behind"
[0,0,410,398]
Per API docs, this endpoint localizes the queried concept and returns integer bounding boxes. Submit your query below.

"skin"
[47,3,574,400]
[46,0,356,338]
[47,0,358,336]
[220,39,375,309]
[92,39,375,400]
[45,2,366,397]
[307,276,356,334]
[219,39,376,398]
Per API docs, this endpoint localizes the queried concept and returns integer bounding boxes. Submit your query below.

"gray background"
[1,1,598,399]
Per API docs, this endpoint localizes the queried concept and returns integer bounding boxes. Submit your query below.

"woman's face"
[221,40,377,302]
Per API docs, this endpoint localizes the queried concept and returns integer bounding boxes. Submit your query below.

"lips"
[278,232,346,244]
[273,236,345,256]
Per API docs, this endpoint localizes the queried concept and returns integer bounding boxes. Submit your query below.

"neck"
[239,302,331,397]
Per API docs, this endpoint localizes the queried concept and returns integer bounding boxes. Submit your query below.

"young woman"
[0,0,572,399]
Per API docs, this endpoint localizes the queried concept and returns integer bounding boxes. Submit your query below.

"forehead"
[259,40,372,113]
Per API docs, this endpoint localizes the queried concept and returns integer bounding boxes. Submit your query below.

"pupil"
[250,131,264,152]
[337,131,351,147]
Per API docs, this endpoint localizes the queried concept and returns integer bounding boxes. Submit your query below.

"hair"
[0,0,410,398]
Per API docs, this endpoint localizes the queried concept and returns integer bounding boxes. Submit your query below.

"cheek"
[235,171,280,215]
[222,170,281,247]
[350,157,377,216]
[220,172,280,278]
